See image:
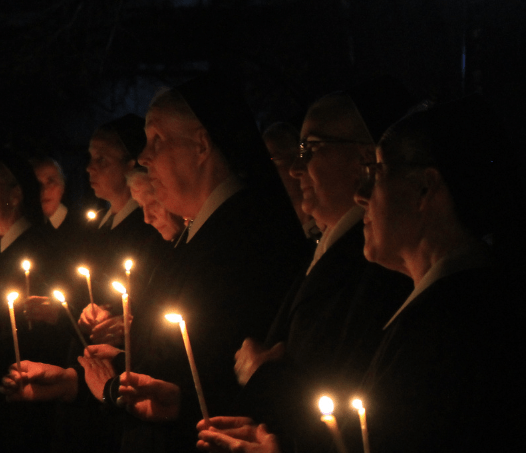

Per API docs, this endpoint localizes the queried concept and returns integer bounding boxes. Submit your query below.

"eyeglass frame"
[297,138,372,163]
[359,161,430,188]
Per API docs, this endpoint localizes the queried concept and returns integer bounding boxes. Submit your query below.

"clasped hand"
[196,416,281,453]
[0,361,78,403]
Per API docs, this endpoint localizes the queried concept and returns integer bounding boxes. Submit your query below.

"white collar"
[98,198,139,230]
[49,203,68,229]
[306,205,364,275]
[187,176,244,242]
[1,216,32,252]
[383,242,493,330]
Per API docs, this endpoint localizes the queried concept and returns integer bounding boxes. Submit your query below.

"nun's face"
[34,163,65,218]
[130,182,183,241]
[289,112,368,231]
[354,146,421,273]
[87,137,134,204]
[139,108,203,218]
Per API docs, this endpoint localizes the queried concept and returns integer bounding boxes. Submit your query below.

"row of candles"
[8,258,369,453]
[6,258,207,421]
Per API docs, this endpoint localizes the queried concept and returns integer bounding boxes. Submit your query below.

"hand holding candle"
[351,398,371,453]
[53,290,88,349]
[112,282,131,381]
[165,313,209,426]
[7,292,21,372]
[319,396,348,453]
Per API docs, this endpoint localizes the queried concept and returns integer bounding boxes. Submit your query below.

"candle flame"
[22,260,31,271]
[112,281,127,294]
[7,292,19,304]
[124,260,133,272]
[53,290,65,303]
[351,398,364,410]
[165,313,183,323]
[318,396,335,415]
[78,267,90,277]
[87,210,97,220]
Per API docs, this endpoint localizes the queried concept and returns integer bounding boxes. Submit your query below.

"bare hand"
[0,361,78,402]
[234,339,285,386]
[118,372,180,422]
[24,296,61,325]
[78,355,115,402]
[89,314,132,346]
[197,417,280,453]
[78,303,111,335]
[85,344,123,360]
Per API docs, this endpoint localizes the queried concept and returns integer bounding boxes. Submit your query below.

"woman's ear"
[417,167,443,210]
[195,128,214,164]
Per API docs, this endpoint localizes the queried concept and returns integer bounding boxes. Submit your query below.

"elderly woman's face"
[130,183,183,241]
[354,146,422,273]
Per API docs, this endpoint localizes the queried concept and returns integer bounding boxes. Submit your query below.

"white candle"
[78,267,96,317]
[53,290,88,349]
[21,260,32,330]
[352,398,371,453]
[112,282,131,381]
[7,292,21,371]
[165,313,209,426]
[318,396,348,453]
[124,260,133,315]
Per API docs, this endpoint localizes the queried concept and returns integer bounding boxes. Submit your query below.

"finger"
[199,430,245,452]
[198,416,255,430]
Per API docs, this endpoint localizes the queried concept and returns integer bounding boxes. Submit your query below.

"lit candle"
[86,210,97,221]
[165,313,209,426]
[7,292,21,372]
[112,282,131,380]
[78,267,96,317]
[53,290,88,349]
[124,259,133,314]
[318,396,348,453]
[21,260,32,330]
[351,398,371,453]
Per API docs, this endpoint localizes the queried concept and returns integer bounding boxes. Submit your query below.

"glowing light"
[53,290,66,303]
[78,267,90,277]
[7,292,19,305]
[87,210,96,220]
[165,313,183,323]
[124,260,133,272]
[112,281,127,295]
[22,260,31,272]
[351,399,363,411]
[319,396,335,415]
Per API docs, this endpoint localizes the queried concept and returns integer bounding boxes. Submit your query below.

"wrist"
[61,368,79,403]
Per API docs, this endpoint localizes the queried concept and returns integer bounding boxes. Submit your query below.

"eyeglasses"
[359,161,429,187]
[297,139,370,163]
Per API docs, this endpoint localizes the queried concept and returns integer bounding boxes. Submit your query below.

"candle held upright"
[318,396,348,453]
[112,282,131,380]
[351,398,371,453]
[165,313,209,426]
[7,292,22,371]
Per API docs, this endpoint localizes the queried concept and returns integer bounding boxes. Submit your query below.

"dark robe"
[360,265,524,453]
[105,187,309,453]
[233,223,412,453]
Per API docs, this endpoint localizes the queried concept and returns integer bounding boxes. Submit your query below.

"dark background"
[1,0,525,204]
